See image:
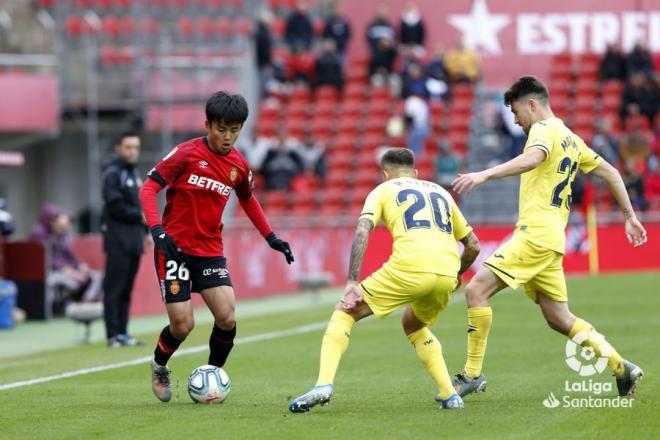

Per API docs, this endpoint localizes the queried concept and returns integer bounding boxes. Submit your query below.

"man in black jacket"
[102,132,146,347]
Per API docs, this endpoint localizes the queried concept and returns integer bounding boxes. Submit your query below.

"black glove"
[150,224,181,261]
[266,232,294,264]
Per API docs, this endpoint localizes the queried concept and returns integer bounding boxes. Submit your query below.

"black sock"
[154,326,182,367]
[208,324,236,368]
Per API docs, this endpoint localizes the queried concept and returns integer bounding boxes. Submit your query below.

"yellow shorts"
[359,264,457,325]
[483,236,567,303]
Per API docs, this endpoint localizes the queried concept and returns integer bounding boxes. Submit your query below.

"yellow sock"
[569,318,625,376]
[316,311,355,386]
[464,306,492,378]
[408,327,454,400]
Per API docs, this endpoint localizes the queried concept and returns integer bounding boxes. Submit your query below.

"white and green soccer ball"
[187,365,230,404]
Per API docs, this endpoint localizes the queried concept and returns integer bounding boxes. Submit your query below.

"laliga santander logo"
[565,330,612,376]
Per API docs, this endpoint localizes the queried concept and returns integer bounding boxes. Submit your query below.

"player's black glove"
[150,224,181,261]
[266,232,294,264]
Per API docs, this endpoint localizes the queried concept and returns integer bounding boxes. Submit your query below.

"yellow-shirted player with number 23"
[289,148,481,412]
[451,76,648,399]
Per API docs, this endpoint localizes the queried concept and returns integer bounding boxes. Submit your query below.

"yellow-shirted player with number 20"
[289,148,481,412]
[451,76,648,399]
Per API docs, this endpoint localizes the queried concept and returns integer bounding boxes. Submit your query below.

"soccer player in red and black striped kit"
[139,92,294,402]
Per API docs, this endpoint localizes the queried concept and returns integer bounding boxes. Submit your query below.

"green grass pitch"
[1,272,658,439]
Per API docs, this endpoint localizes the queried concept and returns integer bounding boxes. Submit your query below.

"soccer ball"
[187,365,231,404]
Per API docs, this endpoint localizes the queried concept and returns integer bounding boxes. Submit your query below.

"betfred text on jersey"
[188,174,233,196]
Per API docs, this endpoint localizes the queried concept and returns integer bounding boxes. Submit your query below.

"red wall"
[0,74,59,132]
[71,222,659,316]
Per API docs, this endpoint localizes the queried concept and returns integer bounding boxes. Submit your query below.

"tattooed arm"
[590,161,647,247]
[340,218,374,310]
[455,231,480,290]
[458,231,480,276]
[348,218,374,282]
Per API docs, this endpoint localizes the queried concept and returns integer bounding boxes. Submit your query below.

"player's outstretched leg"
[568,317,643,396]
[151,325,184,402]
[289,309,357,413]
[537,294,643,397]
[402,306,463,409]
[453,267,503,397]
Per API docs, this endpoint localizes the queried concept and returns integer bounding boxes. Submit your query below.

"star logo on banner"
[448,0,511,55]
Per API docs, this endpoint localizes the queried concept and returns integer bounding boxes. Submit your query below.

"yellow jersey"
[516,117,602,254]
[359,177,472,277]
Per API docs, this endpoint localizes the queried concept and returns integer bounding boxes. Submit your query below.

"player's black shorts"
[154,249,232,303]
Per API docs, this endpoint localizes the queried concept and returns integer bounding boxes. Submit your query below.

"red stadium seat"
[331,133,357,153]
[198,17,215,38]
[327,152,353,172]
[65,15,85,37]
[285,100,309,118]
[289,85,311,103]
[215,17,233,37]
[312,99,335,117]
[344,83,366,101]
[272,17,286,38]
[315,85,339,102]
[324,170,350,190]
[318,189,347,214]
[366,98,390,117]
[234,17,253,37]
[362,114,389,136]
[370,86,390,100]
[263,191,288,213]
[118,16,134,37]
[338,99,363,118]
[601,80,624,96]
[102,16,120,38]
[452,84,474,101]
[177,16,194,39]
[284,116,306,138]
[600,93,621,112]
[360,134,384,152]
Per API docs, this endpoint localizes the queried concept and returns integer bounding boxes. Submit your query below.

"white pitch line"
[0,321,327,392]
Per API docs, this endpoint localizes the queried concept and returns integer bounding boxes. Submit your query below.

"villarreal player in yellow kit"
[451,76,648,398]
[289,148,481,412]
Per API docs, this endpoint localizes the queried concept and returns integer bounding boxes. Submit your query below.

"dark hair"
[205,91,249,125]
[381,148,415,168]
[116,131,139,146]
[503,76,549,106]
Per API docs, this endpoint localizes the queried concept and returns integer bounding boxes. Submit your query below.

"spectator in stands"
[444,38,480,83]
[435,141,460,189]
[29,204,102,315]
[399,3,425,55]
[599,43,627,81]
[401,62,428,99]
[619,126,650,171]
[404,91,430,155]
[322,1,351,60]
[622,162,648,211]
[366,3,395,55]
[285,0,314,52]
[296,129,327,181]
[241,132,275,172]
[626,41,654,79]
[255,10,275,98]
[425,43,450,100]
[262,132,304,190]
[315,39,344,91]
[369,36,397,82]
[591,118,620,166]
[620,71,658,125]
